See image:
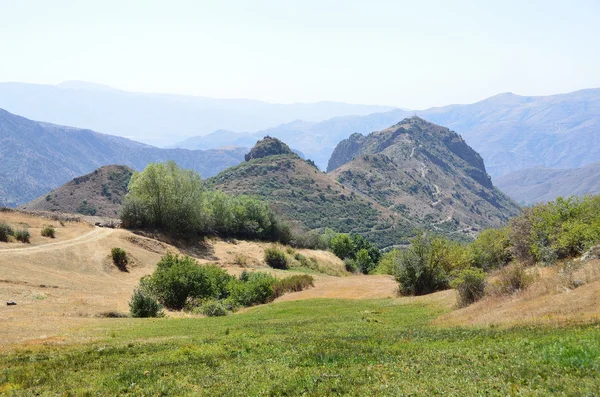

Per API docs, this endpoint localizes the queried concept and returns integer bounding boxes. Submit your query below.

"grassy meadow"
[1,298,599,396]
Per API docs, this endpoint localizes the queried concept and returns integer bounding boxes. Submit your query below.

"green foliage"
[395,233,449,296]
[330,233,354,259]
[14,228,30,243]
[509,196,600,264]
[329,233,381,273]
[450,267,487,307]
[121,161,290,242]
[129,288,163,318]
[226,272,277,307]
[0,222,14,242]
[146,253,220,310]
[111,248,128,270]
[199,299,228,317]
[470,228,511,270]
[40,225,56,238]
[264,247,288,269]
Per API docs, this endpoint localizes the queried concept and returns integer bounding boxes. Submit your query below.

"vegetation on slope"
[329,117,521,238]
[210,139,415,248]
[20,165,133,217]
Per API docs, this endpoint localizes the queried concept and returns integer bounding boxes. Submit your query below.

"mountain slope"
[209,138,415,248]
[329,117,521,234]
[0,109,246,207]
[0,81,394,147]
[495,162,600,205]
[20,165,134,217]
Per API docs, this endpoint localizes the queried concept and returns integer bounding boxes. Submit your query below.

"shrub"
[395,234,449,296]
[450,267,487,307]
[199,299,228,317]
[470,228,512,270]
[375,249,401,275]
[330,233,354,259]
[264,247,288,269]
[488,263,534,295]
[273,274,314,297]
[226,272,277,307]
[149,253,220,310]
[41,225,56,238]
[355,248,376,274]
[14,229,30,243]
[0,222,13,242]
[111,248,128,270]
[344,258,357,273]
[129,288,163,318]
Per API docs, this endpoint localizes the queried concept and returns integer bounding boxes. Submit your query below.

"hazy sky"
[1,0,599,108]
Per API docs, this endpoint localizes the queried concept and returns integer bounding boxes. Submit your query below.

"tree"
[330,233,354,259]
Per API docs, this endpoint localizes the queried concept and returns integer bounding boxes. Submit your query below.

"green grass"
[1,299,599,396]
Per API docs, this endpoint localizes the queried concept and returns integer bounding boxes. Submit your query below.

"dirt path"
[0,228,114,255]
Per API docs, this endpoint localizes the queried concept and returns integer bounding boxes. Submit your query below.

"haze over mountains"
[179,89,600,179]
[0,109,246,207]
[0,81,394,147]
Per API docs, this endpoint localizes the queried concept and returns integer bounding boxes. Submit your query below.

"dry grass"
[436,259,600,327]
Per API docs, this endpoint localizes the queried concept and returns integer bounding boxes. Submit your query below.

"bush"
[226,272,277,307]
[129,288,163,318]
[0,222,14,242]
[489,263,534,295]
[395,234,449,296]
[149,253,220,310]
[14,229,30,243]
[355,248,375,274]
[111,248,128,270]
[344,258,357,273]
[199,299,228,317]
[450,268,487,307]
[41,225,56,238]
[273,274,314,297]
[470,228,512,270]
[264,247,288,269]
[330,233,354,259]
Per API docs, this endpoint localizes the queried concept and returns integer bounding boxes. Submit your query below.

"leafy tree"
[469,228,511,270]
[330,233,354,259]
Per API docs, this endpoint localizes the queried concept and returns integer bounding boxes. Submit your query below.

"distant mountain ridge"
[495,162,600,205]
[0,81,395,147]
[179,88,600,177]
[0,108,247,207]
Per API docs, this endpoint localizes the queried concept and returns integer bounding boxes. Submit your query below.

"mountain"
[178,88,600,177]
[0,82,395,147]
[495,162,600,205]
[209,137,415,248]
[0,108,247,207]
[175,110,413,169]
[20,165,133,217]
[328,117,521,234]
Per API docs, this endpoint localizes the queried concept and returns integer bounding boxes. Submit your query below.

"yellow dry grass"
[436,259,600,327]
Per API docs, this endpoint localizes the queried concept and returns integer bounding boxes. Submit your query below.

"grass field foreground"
[1,299,599,396]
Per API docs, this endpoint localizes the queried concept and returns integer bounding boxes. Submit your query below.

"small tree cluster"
[329,233,381,274]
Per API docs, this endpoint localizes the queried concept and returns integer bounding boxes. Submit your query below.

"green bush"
[344,258,357,273]
[0,222,14,242]
[395,234,449,296]
[111,248,128,270]
[129,288,163,318]
[355,248,375,274]
[14,229,30,243]
[330,233,354,259]
[226,272,277,307]
[470,228,512,270]
[450,268,487,307]
[264,247,288,269]
[41,225,56,238]
[199,299,228,317]
[149,253,220,310]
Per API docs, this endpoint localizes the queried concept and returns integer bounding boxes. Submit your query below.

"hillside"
[210,138,415,248]
[329,117,521,234]
[495,162,600,205]
[20,165,133,217]
[0,108,246,207]
[0,81,394,147]
[179,88,600,177]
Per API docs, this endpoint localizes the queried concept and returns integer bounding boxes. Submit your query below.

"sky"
[0,0,599,109]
